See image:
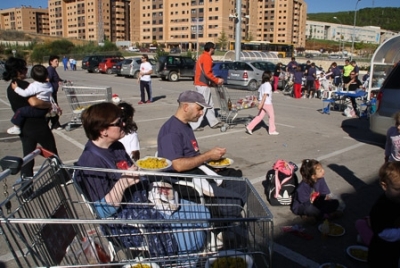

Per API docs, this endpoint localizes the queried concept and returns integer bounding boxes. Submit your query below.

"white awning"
[221,50,279,62]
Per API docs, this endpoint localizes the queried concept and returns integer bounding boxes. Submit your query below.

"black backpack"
[264,160,299,206]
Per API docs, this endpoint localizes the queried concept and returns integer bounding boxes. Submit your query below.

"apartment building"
[0,6,49,34]
[47,0,129,42]
[129,0,306,50]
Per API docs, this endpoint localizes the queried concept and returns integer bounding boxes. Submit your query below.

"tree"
[30,45,48,64]
[217,30,229,51]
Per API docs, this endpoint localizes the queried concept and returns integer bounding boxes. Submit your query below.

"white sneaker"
[7,126,21,135]
[269,131,279,135]
[245,126,252,135]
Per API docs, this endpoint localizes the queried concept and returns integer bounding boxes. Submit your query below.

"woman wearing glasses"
[74,102,210,259]
[3,57,58,178]
[345,72,363,114]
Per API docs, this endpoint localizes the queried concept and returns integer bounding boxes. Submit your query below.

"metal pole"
[234,0,242,61]
[333,17,343,55]
[351,0,361,61]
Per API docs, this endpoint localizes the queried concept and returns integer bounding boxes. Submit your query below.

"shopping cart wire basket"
[214,86,258,132]
[0,148,273,267]
[62,84,112,131]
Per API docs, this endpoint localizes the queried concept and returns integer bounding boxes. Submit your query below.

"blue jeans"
[140,80,152,102]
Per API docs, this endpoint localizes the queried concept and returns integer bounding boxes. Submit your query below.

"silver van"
[227,61,264,91]
[120,57,156,79]
[370,64,400,135]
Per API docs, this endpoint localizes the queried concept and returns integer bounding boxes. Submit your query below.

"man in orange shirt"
[190,42,224,131]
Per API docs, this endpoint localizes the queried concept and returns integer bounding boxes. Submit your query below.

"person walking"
[47,55,63,130]
[245,71,278,135]
[62,56,69,71]
[138,54,153,104]
[273,62,282,93]
[190,42,223,131]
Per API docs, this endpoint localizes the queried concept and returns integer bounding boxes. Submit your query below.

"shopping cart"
[214,86,258,132]
[0,148,273,267]
[62,83,112,131]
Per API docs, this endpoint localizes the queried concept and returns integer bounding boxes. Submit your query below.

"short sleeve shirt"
[157,116,200,171]
[140,61,152,82]
[258,82,272,105]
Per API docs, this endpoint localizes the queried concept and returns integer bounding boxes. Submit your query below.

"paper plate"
[136,156,172,171]
[318,222,345,237]
[346,245,368,262]
[205,250,253,268]
[206,158,234,169]
[122,263,160,268]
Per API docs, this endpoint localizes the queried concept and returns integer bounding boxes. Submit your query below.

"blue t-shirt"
[287,61,298,74]
[291,177,330,215]
[75,140,133,217]
[157,116,200,171]
[294,71,303,84]
[306,67,316,81]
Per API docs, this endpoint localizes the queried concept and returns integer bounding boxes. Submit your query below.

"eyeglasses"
[107,117,123,127]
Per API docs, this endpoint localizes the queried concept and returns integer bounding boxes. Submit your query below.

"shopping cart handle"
[0,156,23,175]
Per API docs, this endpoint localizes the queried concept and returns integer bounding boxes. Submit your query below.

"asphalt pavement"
[0,68,385,268]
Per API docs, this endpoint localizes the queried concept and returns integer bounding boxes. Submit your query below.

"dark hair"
[379,161,400,186]
[118,102,138,134]
[2,57,27,81]
[262,70,271,84]
[204,42,215,52]
[142,54,149,60]
[291,57,296,61]
[48,55,59,65]
[300,159,321,187]
[30,65,48,83]
[81,102,122,140]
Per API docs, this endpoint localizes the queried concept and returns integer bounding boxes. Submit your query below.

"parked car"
[120,57,157,78]
[111,61,123,76]
[211,61,234,84]
[99,58,124,74]
[328,54,343,59]
[227,61,265,91]
[126,47,140,52]
[370,64,399,135]
[81,55,123,73]
[155,55,196,82]
[170,48,181,54]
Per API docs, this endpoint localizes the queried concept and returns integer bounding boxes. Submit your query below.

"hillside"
[307,7,400,32]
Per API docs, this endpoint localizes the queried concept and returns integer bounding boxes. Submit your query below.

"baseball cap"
[177,90,212,109]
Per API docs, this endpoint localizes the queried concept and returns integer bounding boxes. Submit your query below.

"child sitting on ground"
[367,161,400,267]
[291,159,343,223]
[7,65,57,135]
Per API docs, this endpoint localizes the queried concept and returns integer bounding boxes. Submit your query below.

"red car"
[98,57,123,74]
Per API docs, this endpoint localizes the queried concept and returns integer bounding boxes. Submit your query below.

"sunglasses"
[108,117,123,127]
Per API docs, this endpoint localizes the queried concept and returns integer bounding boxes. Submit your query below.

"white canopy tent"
[221,50,280,63]
[367,34,400,99]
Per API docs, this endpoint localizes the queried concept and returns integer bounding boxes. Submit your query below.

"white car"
[126,47,140,52]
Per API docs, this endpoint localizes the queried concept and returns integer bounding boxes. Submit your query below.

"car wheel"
[133,71,140,79]
[94,67,100,73]
[248,80,258,91]
[169,72,179,82]
[88,70,93,73]
[106,69,113,74]
[161,77,167,81]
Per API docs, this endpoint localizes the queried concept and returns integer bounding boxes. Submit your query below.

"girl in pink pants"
[245,71,279,135]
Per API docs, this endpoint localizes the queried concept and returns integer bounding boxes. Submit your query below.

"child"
[7,65,54,135]
[384,111,400,163]
[293,66,303,99]
[245,71,278,135]
[118,102,140,161]
[368,161,400,267]
[291,159,341,222]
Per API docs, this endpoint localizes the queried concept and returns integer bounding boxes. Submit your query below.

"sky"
[1,0,400,12]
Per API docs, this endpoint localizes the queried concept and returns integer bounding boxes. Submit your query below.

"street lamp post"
[351,0,361,60]
[333,17,343,54]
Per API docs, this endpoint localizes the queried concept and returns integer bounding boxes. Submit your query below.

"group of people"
[62,56,77,71]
